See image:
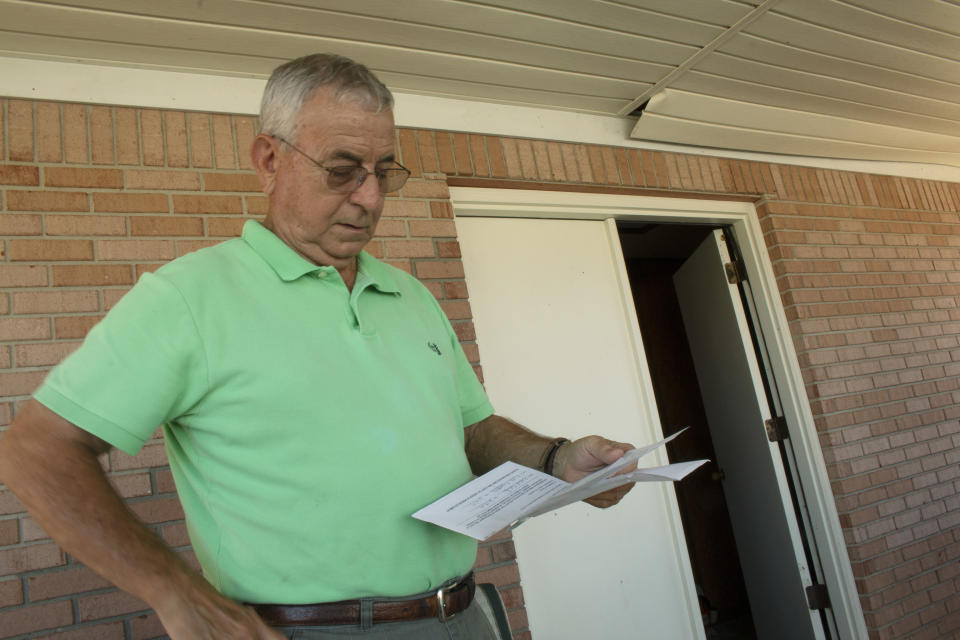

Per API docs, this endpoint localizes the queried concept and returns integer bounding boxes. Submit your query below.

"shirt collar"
[241,220,400,294]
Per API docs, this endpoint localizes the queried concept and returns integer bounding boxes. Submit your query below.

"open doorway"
[619,221,756,638]
[619,221,829,640]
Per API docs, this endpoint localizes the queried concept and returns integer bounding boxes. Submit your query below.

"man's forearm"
[0,400,196,612]
[463,414,561,476]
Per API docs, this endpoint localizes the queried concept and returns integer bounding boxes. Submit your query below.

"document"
[412,429,708,540]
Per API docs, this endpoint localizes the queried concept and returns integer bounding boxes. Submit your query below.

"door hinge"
[724,260,746,284]
[806,584,831,610]
[765,416,789,442]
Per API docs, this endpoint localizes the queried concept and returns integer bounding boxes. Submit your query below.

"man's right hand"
[155,574,285,639]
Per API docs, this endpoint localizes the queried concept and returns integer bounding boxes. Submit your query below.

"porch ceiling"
[2,0,959,167]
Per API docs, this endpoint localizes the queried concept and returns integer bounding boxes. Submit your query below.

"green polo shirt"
[34,220,494,604]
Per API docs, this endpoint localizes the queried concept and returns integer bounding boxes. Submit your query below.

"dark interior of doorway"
[618,221,757,640]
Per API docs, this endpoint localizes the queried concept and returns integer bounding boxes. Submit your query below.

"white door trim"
[449,186,868,640]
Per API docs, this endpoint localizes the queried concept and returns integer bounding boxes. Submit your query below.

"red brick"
[51,265,133,287]
[102,287,131,311]
[0,370,47,396]
[246,195,268,215]
[8,239,93,262]
[110,441,168,471]
[234,116,257,171]
[373,219,405,237]
[434,131,457,175]
[130,216,203,236]
[93,193,169,213]
[28,565,112,601]
[515,140,537,179]
[486,137,508,178]
[165,112,189,168]
[89,106,114,164]
[13,291,99,314]
[0,213,42,235]
[45,214,127,236]
[415,130,439,173]
[384,239,435,258]
[36,620,126,640]
[116,107,140,165]
[470,134,491,177]
[140,109,164,166]
[441,301,471,320]
[172,195,242,214]
[444,281,468,299]
[96,239,175,261]
[425,202,450,220]
[160,522,191,547]
[476,562,521,586]
[0,543,66,577]
[189,112,213,168]
[399,180,450,199]
[0,577,23,607]
[14,342,81,367]
[0,491,25,515]
[78,589,150,622]
[127,497,185,524]
[0,600,73,637]
[212,114,236,169]
[53,315,102,339]
[7,99,34,161]
[397,129,421,177]
[206,217,246,237]
[0,317,51,341]
[63,104,89,164]
[124,169,200,191]
[415,261,464,279]
[6,191,88,212]
[36,102,62,163]
[437,241,460,258]
[0,164,39,185]
[381,200,429,218]
[0,519,17,546]
[500,138,522,178]
[202,172,260,192]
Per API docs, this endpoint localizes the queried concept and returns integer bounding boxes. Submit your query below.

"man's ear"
[251,134,281,195]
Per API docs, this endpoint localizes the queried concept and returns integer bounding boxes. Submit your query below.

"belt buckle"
[435,580,457,622]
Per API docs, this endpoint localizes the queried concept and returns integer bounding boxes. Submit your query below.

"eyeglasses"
[274,136,410,194]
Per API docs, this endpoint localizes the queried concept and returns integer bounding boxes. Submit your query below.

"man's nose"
[349,172,384,209]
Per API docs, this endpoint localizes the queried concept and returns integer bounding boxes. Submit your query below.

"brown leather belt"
[251,573,475,627]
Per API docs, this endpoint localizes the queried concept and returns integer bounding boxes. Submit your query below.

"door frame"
[449,186,868,640]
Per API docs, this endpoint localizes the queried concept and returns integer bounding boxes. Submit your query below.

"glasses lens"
[324,166,361,192]
[377,168,410,194]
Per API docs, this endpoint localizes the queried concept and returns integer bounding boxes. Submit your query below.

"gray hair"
[259,53,394,141]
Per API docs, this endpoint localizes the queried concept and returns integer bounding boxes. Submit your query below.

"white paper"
[412,430,708,540]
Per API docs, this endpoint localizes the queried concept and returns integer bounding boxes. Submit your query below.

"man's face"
[260,87,396,271]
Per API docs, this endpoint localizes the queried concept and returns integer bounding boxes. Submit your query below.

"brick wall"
[1,96,959,639]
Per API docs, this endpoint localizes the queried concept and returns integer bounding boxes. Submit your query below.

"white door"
[673,230,826,639]
[456,216,703,639]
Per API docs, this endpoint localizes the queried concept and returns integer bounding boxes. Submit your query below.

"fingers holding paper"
[553,436,638,508]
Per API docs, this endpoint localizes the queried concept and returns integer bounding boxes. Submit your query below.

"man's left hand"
[552,436,637,508]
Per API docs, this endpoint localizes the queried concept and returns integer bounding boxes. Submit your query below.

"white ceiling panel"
[1,0,959,168]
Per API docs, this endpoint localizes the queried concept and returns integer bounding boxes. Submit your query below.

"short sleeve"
[442,312,494,428]
[34,272,208,455]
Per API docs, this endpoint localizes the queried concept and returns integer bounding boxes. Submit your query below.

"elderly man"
[0,54,634,639]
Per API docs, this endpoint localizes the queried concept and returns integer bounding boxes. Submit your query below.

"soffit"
[1,0,958,167]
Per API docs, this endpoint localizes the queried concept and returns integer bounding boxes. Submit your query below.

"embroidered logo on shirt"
[428,342,442,356]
